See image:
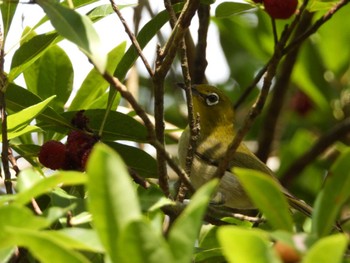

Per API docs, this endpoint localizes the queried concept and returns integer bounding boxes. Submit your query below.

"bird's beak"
[177,83,200,96]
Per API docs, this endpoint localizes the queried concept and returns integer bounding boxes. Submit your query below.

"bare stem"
[109,0,154,77]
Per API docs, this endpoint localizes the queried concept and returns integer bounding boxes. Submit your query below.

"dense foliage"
[0,0,350,262]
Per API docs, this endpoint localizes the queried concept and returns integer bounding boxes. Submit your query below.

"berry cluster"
[253,0,298,19]
[38,111,98,171]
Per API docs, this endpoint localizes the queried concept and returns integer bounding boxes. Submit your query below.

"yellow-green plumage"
[178,84,312,216]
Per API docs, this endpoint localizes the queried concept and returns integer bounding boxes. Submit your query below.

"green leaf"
[5,125,42,141]
[37,0,107,73]
[0,1,18,40]
[46,228,104,253]
[11,170,87,206]
[302,234,347,263]
[234,168,293,231]
[7,229,89,263]
[1,96,56,141]
[69,42,126,111]
[168,180,218,263]
[107,142,157,178]
[61,109,148,142]
[217,227,280,263]
[312,149,350,237]
[119,220,173,263]
[9,31,59,81]
[23,45,73,111]
[0,206,50,240]
[86,143,142,262]
[0,247,15,263]
[86,4,134,22]
[5,83,71,129]
[215,2,255,18]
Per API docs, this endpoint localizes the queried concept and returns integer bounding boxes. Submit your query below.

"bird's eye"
[205,93,219,106]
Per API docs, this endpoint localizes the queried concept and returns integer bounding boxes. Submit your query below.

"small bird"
[178,84,312,217]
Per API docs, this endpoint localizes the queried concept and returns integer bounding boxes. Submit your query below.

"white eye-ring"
[205,93,219,106]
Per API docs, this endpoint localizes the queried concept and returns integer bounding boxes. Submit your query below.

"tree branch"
[109,0,154,77]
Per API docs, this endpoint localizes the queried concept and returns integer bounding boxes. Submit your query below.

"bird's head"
[190,84,235,133]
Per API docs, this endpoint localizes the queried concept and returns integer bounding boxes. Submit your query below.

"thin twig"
[31,198,43,215]
[109,0,154,77]
[281,117,350,186]
[256,12,314,163]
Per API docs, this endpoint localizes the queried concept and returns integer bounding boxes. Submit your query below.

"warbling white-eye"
[178,84,312,216]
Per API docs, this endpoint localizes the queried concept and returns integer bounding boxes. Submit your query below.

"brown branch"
[281,117,350,186]
[256,12,314,163]
[192,4,209,84]
[109,0,154,77]
[150,0,200,197]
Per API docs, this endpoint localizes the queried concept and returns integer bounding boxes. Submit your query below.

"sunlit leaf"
[234,168,293,231]
[86,143,142,262]
[5,83,71,129]
[69,42,126,111]
[23,45,73,111]
[168,180,218,263]
[302,234,347,263]
[7,229,89,263]
[215,2,255,18]
[9,31,59,81]
[12,170,87,206]
[37,0,107,73]
[217,227,280,263]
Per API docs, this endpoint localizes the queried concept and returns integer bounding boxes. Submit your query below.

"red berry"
[290,90,313,116]
[66,130,97,170]
[264,0,298,19]
[39,141,66,170]
[81,149,92,170]
[253,0,263,3]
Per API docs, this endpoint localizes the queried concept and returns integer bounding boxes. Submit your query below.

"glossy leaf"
[9,31,59,81]
[86,143,142,262]
[69,42,126,111]
[234,168,293,231]
[215,2,255,18]
[0,1,18,40]
[5,96,55,132]
[107,142,157,178]
[302,234,347,263]
[217,227,280,263]
[5,83,71,129]
[0,206,50,240]
[37,0,107,73]
[23,45,73,111]
[86,4,134,22]
[45,228,104,253]
[61,109,148,142]
[11,170,87,206]
[312,149,350,237]
[6,229,89,263]
[119,220,173,263]
[168,180,218,263]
